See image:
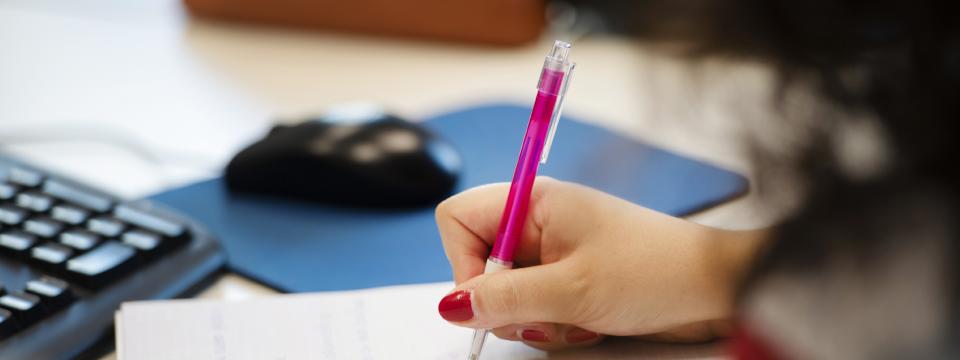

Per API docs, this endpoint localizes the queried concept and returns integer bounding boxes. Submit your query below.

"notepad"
[115,282,724,359]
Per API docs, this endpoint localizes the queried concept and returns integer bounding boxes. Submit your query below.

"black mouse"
[225,109,461,208]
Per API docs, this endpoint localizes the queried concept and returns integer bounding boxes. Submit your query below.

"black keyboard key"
[122,230,161,251]
[59,230,101,251]
[31,242,74,265]
[0,291,45,328]
[6,168,43,187]
[42,180,112,212]
[66,241,136,289]
[0,205,27,225]
[23,217,65,238]
[0,183,19,200]
[0,308,20,340]
[1,155,225,357]
[86,217,125,237]
[15,192,54,212]
[113,205,184,237]
[50,205,90,225]
[25,277,74,312]
[0,231,37,254]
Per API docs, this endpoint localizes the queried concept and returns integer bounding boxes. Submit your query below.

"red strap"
[730,323,784,360]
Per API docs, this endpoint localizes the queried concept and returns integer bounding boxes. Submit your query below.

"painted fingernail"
[520,329,550,342]
[438,290,473,322]
[565,328,599,343]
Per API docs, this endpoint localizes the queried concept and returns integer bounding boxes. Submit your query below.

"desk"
[0,1,779,358]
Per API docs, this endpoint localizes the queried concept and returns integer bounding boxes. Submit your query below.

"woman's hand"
[435,177,766,351]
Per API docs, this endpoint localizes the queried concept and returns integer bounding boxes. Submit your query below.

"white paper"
[116,282,724,360]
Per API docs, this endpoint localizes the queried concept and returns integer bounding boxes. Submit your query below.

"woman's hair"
[612,0,958,356]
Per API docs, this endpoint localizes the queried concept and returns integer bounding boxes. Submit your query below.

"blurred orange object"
[183,0,546,45]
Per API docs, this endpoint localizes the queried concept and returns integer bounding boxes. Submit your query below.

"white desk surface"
[1,1,779,358]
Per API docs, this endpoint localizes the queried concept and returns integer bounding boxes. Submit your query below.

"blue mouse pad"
[147,104,747,293]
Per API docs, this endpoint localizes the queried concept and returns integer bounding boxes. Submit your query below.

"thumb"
[437,262,583,329]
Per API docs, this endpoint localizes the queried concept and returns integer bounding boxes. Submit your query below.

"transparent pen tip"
[548,40,571,62]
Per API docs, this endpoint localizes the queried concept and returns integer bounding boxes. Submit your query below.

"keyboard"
[0,154,225,359]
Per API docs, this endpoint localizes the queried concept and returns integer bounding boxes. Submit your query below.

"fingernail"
[438,290,473,322]
[520,329,549,342]
[565,328,599,343]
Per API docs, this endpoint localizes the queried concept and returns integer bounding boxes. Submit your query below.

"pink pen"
[467,40,575,360]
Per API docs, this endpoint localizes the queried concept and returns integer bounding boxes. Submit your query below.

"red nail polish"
[520,329,549,342]
[438,290,473,322]
[565,328,599,343]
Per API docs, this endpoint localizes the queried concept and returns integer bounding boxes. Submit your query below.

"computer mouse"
[225,106,461,208]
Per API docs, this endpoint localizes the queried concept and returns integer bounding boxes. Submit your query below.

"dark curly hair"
[580,0,958,356]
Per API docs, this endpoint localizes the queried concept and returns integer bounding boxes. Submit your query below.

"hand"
[435,177,765,351]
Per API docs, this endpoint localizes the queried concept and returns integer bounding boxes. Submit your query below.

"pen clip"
[540,62,575,164]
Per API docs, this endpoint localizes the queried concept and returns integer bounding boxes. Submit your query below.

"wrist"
[701,228,770,320]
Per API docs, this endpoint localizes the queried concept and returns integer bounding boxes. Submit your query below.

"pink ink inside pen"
[489,67,564,263]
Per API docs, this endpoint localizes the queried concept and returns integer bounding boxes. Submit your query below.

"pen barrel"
[472,40,572,360]
[489,81,560,262]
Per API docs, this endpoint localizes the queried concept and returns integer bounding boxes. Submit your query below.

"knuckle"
[535,175,558,184]
[531,180,560,229]
[434,197,453,219]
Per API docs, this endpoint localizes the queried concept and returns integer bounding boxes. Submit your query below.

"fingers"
[490,324,523,341]
[492,323,604,350]
[434,189,492,284]
[556,325,604,348]
[435,179,555,284]
[438,261,585,328]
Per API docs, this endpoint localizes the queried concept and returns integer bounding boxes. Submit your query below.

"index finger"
[435,180,553,284]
